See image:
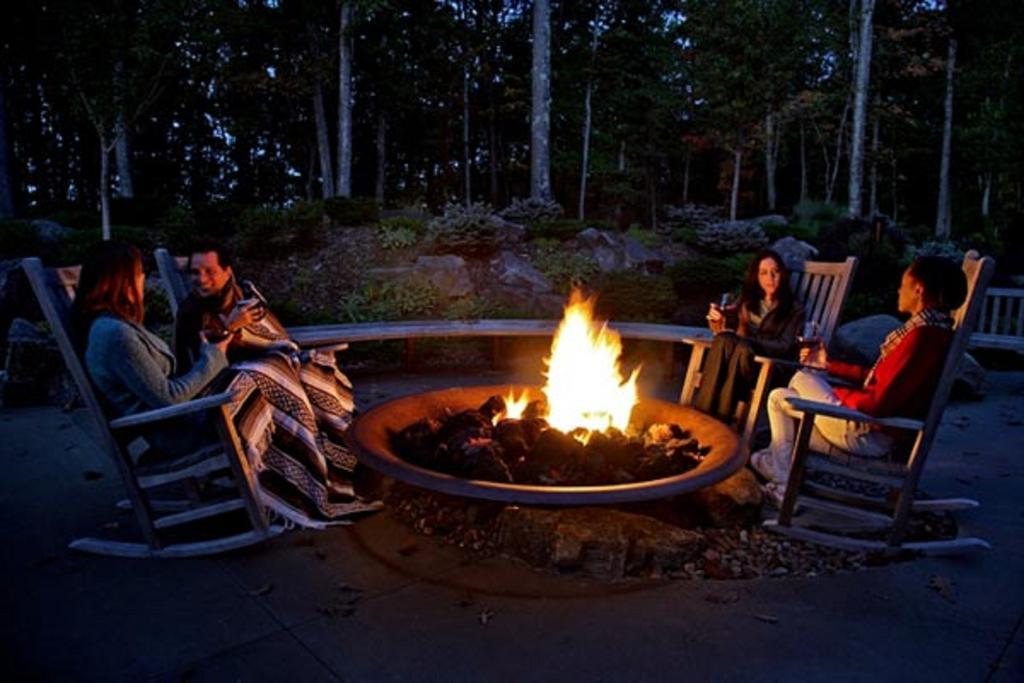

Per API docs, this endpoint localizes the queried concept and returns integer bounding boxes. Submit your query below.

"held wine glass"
[798,320,825,369]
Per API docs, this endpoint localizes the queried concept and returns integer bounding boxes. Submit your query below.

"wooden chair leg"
[679,345,706,405]
[743,360,774,445]
[777,414,815,526]
[215,405,269,533]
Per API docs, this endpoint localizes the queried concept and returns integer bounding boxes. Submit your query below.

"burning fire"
[499,291,640,439]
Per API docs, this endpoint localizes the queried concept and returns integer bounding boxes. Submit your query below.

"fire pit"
[347,383,744,505]
[346,291,745,505]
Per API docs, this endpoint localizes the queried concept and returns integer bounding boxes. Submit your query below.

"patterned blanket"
[224,346,380,527]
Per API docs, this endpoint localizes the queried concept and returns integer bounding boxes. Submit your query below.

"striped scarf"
[867,308,952,381]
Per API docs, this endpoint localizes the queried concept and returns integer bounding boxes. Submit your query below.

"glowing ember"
[540,290,640,438]
[498,390,531,423]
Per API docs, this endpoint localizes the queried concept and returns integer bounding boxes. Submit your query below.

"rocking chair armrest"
[752,356,856,387]
[109,391,238,430]
[681,334,713,348]
[783,397,925,432]
[300,342,349,354]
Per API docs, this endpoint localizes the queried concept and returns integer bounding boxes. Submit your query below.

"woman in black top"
[693,249,805,424]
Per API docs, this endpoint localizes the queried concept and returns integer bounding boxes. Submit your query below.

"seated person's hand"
[223,299,262,331]
[706,304,725,334]
[200,330,233,356]
[799,345,828,369]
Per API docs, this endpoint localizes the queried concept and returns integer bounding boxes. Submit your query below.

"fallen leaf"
[754,614,779,624]
[928,575,957,603]
[248,583,274,597]
[478,608,495,625]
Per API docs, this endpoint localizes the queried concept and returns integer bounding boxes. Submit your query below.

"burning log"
[391,397,712,487]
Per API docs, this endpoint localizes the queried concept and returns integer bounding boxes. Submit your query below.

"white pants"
[763,370,893,481]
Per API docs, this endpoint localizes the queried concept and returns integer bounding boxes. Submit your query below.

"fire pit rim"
[347,384,748,505]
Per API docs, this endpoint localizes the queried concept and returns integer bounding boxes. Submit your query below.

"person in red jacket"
[751,255,968,492]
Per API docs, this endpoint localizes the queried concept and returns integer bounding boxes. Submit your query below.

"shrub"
[379,225,418,250]
[500,196,562,223]
[533,243,599,293]
[378,215,427,235]
[58,225,155,265]
[427,202,501,255]
[667,253,752,296]
[695,221,768,254]
[0,221,43,258]
[527,219,586,241]
[235,206,290,257]
[287,200,328,247]
[596,272,677,322]
[625,225,660,248]
[110,196,170,226]
[323,197,379,225]
[336,278,441,322]
[904,239,963,265]
[442,295,503,320]
[668,223,700,245]
[156,206,202,252]
[193,201,248,236]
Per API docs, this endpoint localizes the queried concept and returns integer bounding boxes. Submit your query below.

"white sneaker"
[750,447,778,481]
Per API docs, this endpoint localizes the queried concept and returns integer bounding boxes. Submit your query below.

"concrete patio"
[2,369,1022,682]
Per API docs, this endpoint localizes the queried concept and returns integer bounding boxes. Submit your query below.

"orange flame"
[540,291,639,438]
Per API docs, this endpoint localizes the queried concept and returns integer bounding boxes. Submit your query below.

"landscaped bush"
[596,272,677,322]
[287,200,328,246]
[378,225,418,250]
[235,206,290,257]
[667,222,700,246]
[336,278,441,322]
[0,221,43,257]
[156,206,202,252]
[110,196,171,226]
[625,225,660,248]
[695,221,768,254]
[28,203,98,229]
[427,202,501,255]
[323,197,379,225]
[193,201,249,235]
[378,215,427,235]
[667,253,752,296]
[500,196,562,223]
[904,238,963,265]
[59,225,155,265]
[532,242,599,292]
[527,219,588,241]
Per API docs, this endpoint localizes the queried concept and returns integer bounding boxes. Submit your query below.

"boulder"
[0,259,40,357]
[678,468,764,528]
[497,506,705,579]
[953,352,986,399]
[492,216,527,245]
[769,236,820,271]
[831,314,900,364]
[411,255,474,299]
[752,214,789,229]
[622,236,666,274]
[490,250,553,293]
[576,227,618,249]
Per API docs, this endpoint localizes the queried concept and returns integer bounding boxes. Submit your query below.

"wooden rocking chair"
[764,250,995,554]
[22,257,283,558]
[680,257,858,444]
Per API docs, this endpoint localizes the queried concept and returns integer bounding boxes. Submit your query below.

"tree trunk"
[463,63,471,205]
[730,148,742,221]
[578,74,593,220]
[848,0,875,218]
[868,107,879,216]
[99,130,112,241]
[618,139,626,172]
[312,76,334,199]
[764,113,777,211]
[336,2,353,198]
[682,149,691,204]
[981,170,991,217]
[114,120,134,198]
[529,0,551,201]
[935,38,956,238]
[0,75,14,219]
[799,118,808,203]
[376,113,387,204]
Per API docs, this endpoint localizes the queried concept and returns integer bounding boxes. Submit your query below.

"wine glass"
[798,321,824,368]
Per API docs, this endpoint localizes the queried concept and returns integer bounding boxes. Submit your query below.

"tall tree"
[530,0,552,201]
[0,74,15,219]
[336,2,353,198]
[935,37,956,237]
[848,0,876,217]
[308,22,335,199]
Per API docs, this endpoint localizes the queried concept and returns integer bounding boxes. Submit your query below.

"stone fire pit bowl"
[347,384,747,505]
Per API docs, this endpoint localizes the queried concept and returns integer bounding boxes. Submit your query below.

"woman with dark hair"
[693,249,805,424]
[752,255,968,499]
[73,242,230,458]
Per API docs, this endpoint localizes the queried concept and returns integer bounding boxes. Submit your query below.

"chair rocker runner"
[679,256,858,444]
[764,250,995,555]
[22,257,283,558]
